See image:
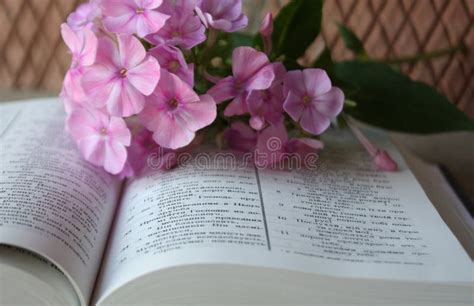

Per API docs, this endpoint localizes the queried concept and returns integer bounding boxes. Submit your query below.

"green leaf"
[272,0,323,62]
[229,32,254,48]
[334,61,474,133]
[336,24,366,56]
[312,47,334,76]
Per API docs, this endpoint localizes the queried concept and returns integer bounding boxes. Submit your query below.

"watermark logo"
[147,137,324,171]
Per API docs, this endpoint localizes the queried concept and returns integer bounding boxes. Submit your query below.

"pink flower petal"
[127,56,161,95]
[96,36,121,69]
[118,34,146,68]
[81,65,116,107]
[228,13,248,32]
[313,87,344,118]
[194,7,208,27]
[249,116,265,130]
[178,94,216,131]
[232,47,270,81]
[108,117,132,145]
[207,76,235,103]
[149,44,193,87]
[66,108,99,140]
[244,63,275,91]
[151,114,196,149]
[81,28,98,66]
[137,0,163,10]
[101,0,136,15]
[103,13,136,34]
[224,121,257,152]
[78,135,105,166]
[224,94,248,116]
[61,23,97,67]
[292,138,324,151]
[136,10,169,37]
[254,123,287,167]
[107,80,146,117]
[103,140,128,174]
[246,90,265,116]
[374,150,398,171]
[259,13,273,37]
[198,0,247,32]
[61,23,80,54]
[283,70,305,97]
[156,69,199,103]
[303,68,331,97]
[299,105,331,135]
[272,62,287,84]
[207,16,232,31]
[63,68,87,103]
[139,99,167,132]
[283,90,304,122]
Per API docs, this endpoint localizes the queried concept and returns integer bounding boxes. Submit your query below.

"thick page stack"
[0,99,472,306]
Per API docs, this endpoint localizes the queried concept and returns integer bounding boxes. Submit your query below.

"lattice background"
[1,0,473,117]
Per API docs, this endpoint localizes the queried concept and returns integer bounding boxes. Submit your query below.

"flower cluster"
[61,0,347,176]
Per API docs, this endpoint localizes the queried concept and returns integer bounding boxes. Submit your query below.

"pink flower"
[60,89,79,114]
[82,35,161,117]
[223,121,257,152]
[124,128,205,177]
[61,23,97,68]
[283,69,344,135]
[62,66,88,107]
[149,44,194,86]
[61,23,98,104]
[246,62,286,130]
[196,0,248,32]
[101,0,170,37]
[259,12,273,55]
[67,1,101,31]
[254,123,324,169]
[345,116,398,171]
[66,107,131,174]
[123,129,172,177]
[207,47,275,116]
[139,69,216,149]
[146,0,205,49]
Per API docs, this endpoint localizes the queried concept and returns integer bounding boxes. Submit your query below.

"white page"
[0,245,78,306]
[0,99,121,306]
[95,129,472,303]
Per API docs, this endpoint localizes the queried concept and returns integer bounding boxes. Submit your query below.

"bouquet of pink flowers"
[61,0,472,176]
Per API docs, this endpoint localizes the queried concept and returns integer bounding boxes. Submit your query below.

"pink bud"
[249,116,265,130]
[346,116,398,172]
[259,13,273,37]
[374,150,398,171]
[259,13,273,55]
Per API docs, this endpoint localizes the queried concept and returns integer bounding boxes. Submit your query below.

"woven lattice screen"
[1,0,473,116]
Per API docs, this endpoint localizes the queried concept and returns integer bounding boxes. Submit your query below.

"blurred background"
[0,0,473,116]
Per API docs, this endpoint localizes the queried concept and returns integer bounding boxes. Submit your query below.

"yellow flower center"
[136,7,145,14]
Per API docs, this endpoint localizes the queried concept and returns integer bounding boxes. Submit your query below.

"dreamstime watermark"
[147,137,326,172]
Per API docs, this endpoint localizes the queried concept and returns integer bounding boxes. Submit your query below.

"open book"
[0,98,472,306]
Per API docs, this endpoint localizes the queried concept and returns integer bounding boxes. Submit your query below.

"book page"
[0,99,121,306]
[95,129,472,302]
[0,245,78,306]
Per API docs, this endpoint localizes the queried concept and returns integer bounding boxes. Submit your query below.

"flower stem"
[379,42,465,65]
[206,29,218,49]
